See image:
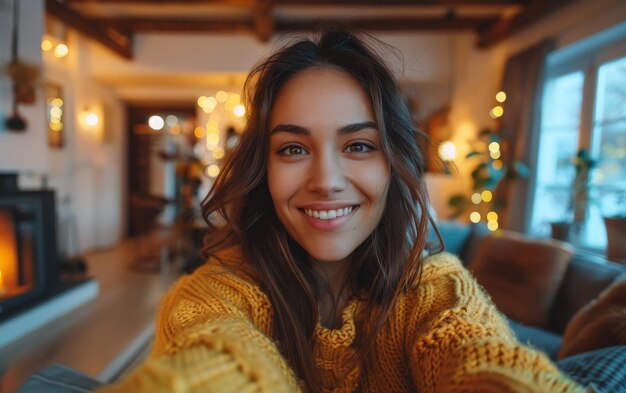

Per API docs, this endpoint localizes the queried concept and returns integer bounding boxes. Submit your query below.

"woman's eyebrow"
[270,121,378,136]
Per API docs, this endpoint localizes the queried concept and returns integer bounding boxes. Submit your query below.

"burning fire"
[0,210,18,296]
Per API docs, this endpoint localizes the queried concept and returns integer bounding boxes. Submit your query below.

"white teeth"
[303,206,354,220]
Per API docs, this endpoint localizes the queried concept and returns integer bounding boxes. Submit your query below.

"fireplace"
[0,190,59,320]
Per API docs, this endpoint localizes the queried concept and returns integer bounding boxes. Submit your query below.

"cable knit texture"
[100,247,584,393]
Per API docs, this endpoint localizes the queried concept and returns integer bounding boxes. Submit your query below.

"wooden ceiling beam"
[46,0,133,59]
[66,0,528,5]
[477,0,577,48]
[276,16,496,32]
[94,15,494,34]
[254,0,274,42]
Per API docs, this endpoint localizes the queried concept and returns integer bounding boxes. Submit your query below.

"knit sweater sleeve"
[98,248,301,393]
[407,252,584,393]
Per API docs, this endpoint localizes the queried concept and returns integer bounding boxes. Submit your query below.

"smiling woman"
[99,29,585,393]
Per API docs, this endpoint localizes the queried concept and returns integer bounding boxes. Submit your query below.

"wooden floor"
[0,231,188,393]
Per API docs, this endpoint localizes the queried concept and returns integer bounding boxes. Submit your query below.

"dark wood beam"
[46,0,133,59]
[67,0,528,5]
[108,18,254,33]
[276,16,497,32]
[254,0,274,42]
[94,15,495,34]
[477,0,577,48]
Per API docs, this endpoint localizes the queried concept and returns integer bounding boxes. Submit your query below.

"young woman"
[102,29,583,393]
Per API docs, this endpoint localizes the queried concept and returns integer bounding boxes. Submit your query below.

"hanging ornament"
[4,0,41,131]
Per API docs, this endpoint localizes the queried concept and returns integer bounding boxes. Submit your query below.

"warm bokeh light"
[53,43,69,58]
[470,212,481,223]
[170,124,181,135]
[213,147,225,160]
[166,115,178,126]
[487,211,498,221]
[207,165,220,178]
[496,91,507,103]
[437,140,457,161]
[471,193,482,204]
[197,96,208,107]
[216,91,228,103]
[148,115,164,131]
[194,127,206,138]
[206,134,219,145]
[41,39,53,52]
[481,190,493,202]
[50,98,63,107]
[492,159,503,170]
[490,150,502,160]
[50,107,63,118]
[491,105,504,118]
[233,104,246,118]
[487,221,499,231]
[49,122,63,131]
[488,142,500,153]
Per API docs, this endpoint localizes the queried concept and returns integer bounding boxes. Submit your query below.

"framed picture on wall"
[43,83,64,148]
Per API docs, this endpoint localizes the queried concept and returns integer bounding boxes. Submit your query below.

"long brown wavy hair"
[201,28,439,392]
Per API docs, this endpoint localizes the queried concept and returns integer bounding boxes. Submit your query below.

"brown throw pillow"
[557,274,626,359]
[468,231,573,328]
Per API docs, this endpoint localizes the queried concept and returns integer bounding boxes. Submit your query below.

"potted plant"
[547,149,596,244]
[447,128,529,222]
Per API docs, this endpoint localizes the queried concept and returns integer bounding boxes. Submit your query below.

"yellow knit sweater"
[100,248,584,393]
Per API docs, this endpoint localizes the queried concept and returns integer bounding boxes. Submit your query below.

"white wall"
[45,31,126,253]
[0,0,47,172]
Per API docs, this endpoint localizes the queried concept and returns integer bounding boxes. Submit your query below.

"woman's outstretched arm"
[407,253,585,393]
[99,249,301,393]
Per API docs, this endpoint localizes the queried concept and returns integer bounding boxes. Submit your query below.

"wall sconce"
[80,109,99,128]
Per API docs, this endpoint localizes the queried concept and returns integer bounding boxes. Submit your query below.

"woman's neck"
[312,258,351,329]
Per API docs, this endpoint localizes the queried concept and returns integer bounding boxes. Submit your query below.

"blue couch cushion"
[557,345,626,393]
[508,319,562,360]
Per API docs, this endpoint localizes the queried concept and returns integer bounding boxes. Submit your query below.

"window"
[530,23,626,250]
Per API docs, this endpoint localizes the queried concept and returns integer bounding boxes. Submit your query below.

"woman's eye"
[345,142,374,154]
[278,145,307,156]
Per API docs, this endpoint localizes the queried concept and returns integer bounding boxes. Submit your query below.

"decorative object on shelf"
[43,83,64,148]
[3,0,41,132]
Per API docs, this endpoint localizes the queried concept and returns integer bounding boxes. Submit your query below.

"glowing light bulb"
[470,212,481,223]
[54,43,69,58]
[42,39,53,52]
[207,165,220,178]
[148,115,164,131]
[437,141,457,161]
[85,113,99,127]
[471,193,482,204]
[233,104,246,118]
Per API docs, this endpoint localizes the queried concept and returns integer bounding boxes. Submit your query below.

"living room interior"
[1,0,625,391]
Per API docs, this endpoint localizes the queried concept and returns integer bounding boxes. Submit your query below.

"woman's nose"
[306,150,346,196]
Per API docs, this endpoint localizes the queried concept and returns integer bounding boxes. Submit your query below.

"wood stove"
[0,190,59,321]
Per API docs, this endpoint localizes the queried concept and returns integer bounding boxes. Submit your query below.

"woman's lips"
[299,205,358,231]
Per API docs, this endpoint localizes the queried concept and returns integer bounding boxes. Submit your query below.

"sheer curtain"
[498,39,554,232]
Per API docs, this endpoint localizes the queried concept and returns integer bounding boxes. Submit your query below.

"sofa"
[433,220,626,359]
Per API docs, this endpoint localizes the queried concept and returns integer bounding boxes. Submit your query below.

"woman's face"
[267,68,391,264]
